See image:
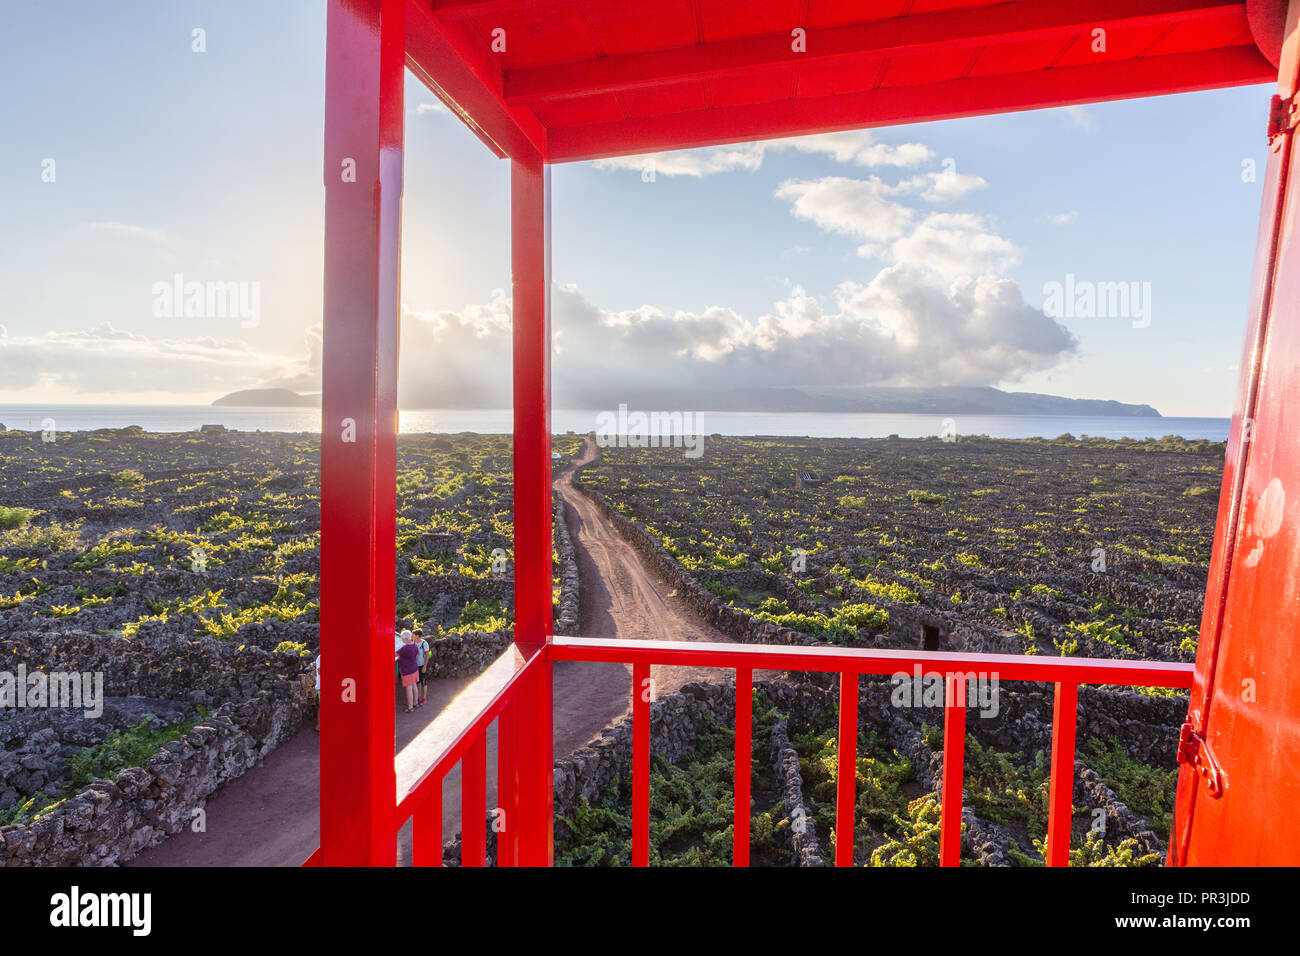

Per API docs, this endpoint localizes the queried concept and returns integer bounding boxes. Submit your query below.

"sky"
[0,0,1276,417]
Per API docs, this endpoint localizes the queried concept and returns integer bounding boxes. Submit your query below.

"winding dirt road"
[130,437,728,866]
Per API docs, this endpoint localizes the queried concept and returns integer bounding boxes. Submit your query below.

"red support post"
[511,152,553,655]
[940,674,967,867]
[733,668,752,867]
[412,787,442,867]
[462,734,487,867]
[835,671,858,867]
[496,698,519,866]
[510,147,554,866]
[632,660,651,867]
[1047,681,1079,867]
[515,652,554,866]
[319,0,403,867]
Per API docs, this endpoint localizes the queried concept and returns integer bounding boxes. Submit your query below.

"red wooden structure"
[312,0,1298,866]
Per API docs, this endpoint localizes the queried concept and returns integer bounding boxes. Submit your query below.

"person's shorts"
[417,666,428,686]
[401,671,419,688]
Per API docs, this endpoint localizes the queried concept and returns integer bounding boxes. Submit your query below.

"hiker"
[414,628,430,708]
[395,631,420,713]
[395,628,410,689]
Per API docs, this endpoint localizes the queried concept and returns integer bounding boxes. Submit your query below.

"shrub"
[0,556,39,574]
[109,468,144,486]
[869,794,944,867]
[70,536,143,570]
[1081,736,1177,834]
[853,575,919,604]
[441,598,511,635]
[0,506,36,530]
[66,714,199,789]
[1,519,81,552]
[0,792,66,826]
[906,489,946,505]
[704,580,740,601]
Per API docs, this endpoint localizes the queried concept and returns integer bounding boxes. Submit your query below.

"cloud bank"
[3,130,1076,407]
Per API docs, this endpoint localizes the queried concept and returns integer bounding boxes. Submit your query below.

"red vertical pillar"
[511,150,554,865]
[1173,2,1300,864]
[496,698,519,867]
[516,655,554,866]
[1046,682,1078,866]
[512,151,553,653]
[319,0,403,866]
[939,674,966,867]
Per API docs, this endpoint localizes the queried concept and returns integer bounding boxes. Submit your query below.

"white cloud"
[384,277,1073,405]
[12,129,1073,406]
[0,322,302,400]
[592,130,933,178]
[594,144,765,177]
[415,101,449,114]
[896,169,989,203]
[1060,105,1096,130]
[776,176,915,252]
[1047,210,1079,225]
[775,176,1016,279]
[769,131,934,167]
[889,212,1020,282]
[1,268,1076,405]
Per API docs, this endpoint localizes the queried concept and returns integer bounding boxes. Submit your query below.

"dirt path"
[554,436,731,707]
[130,436,730,866]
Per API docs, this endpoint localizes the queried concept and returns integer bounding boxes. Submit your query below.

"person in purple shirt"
[396,631,420,713]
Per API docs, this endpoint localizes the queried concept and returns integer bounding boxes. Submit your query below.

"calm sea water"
[0,404,1231,441]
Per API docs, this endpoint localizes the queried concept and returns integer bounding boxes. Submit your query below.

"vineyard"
[0,428,583,831]
[579,434,1219,664]
[566,434,1220,865]
[0,427,1220,864]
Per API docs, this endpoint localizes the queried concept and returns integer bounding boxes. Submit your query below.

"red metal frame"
[632,661,650,867]
[318,0,405,867]
[733,667,752,867]
[940,675,966,868]
[510,151,553,656]
[1173,2,1300,864]
[314,0,1297,866]
[385,639,1191,867]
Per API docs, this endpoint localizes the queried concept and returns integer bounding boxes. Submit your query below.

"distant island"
[212,388,320,408]
[215,383,1160,417]
[550,385,1162,418]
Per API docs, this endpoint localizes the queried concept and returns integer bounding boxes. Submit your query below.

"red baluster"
[940,674,967,867]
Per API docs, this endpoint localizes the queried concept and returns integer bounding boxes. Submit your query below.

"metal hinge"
[1178,714,1225,798]
[1268,94,1300,144]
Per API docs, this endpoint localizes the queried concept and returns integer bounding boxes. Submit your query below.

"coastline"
[0,404,1231,442]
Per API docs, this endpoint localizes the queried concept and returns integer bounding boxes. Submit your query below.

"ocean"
[0,404,1231,441]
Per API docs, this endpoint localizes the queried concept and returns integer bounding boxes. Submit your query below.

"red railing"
[312,637,1195,867]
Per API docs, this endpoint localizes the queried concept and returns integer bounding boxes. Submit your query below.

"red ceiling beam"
[505,0,1248,104]
[431,0,576,18]
[546,43,1273,162]
[404,0,545,158]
